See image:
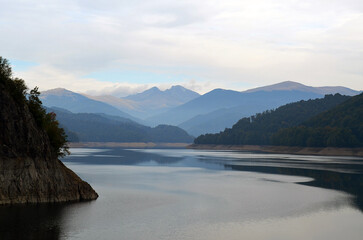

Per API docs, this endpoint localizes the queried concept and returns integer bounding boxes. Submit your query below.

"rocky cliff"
[0,79,98,204]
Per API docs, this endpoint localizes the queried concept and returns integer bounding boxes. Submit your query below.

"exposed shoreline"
[188,144,363,157]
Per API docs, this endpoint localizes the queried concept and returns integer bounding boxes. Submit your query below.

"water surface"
[1,148,362,240]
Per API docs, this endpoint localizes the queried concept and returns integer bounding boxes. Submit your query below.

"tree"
[28,86,70,157]
[0,57,12,82]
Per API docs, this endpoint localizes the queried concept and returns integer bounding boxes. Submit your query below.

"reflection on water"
[0,148,362,240]
[0,204,62,240]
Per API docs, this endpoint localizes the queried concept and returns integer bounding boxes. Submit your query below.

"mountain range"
[175,81,361,136]
[41,81,361,139]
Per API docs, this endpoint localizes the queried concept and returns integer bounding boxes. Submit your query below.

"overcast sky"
[1,0,362,96]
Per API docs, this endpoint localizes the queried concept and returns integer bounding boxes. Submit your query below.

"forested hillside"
[48,108,194,143]
[272,93,363,147]
[194,94,352,146]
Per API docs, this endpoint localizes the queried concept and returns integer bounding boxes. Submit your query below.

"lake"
[1,148,363,239]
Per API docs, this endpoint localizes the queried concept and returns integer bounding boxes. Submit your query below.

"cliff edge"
[0,59,98,204]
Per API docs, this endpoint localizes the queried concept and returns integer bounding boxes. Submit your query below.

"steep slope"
[41,88,141,122]
[48,108,194,143]
[0,59,98,204]
[194,94,351,145]
[148,89,322,126]
[272,93,363,147]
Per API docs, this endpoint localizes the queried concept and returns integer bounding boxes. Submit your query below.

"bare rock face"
[0,83,98,204]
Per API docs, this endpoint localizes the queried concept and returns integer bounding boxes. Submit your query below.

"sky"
[0,0,362,97]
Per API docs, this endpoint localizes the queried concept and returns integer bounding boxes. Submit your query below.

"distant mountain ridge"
[126,85,199,102]
[245,81,360,96]
[41,82,360,137]
[86,85,200,119]
[41,88,142,123]
[148,89,323,127]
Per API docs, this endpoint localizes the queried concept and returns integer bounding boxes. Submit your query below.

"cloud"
[1,0,362,94]
[14,64,150,97]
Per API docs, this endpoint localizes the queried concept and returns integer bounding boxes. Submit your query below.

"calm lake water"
[1,148,363,240]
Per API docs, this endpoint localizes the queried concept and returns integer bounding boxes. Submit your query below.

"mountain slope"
[84,94,139,112]
[194,94,351,145]
[179,102,289,137]
[272,93,363,147]
[41,88,141,122]
[48,108,194,143]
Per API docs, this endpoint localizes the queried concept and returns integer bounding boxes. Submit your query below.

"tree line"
[194,93,362,148]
